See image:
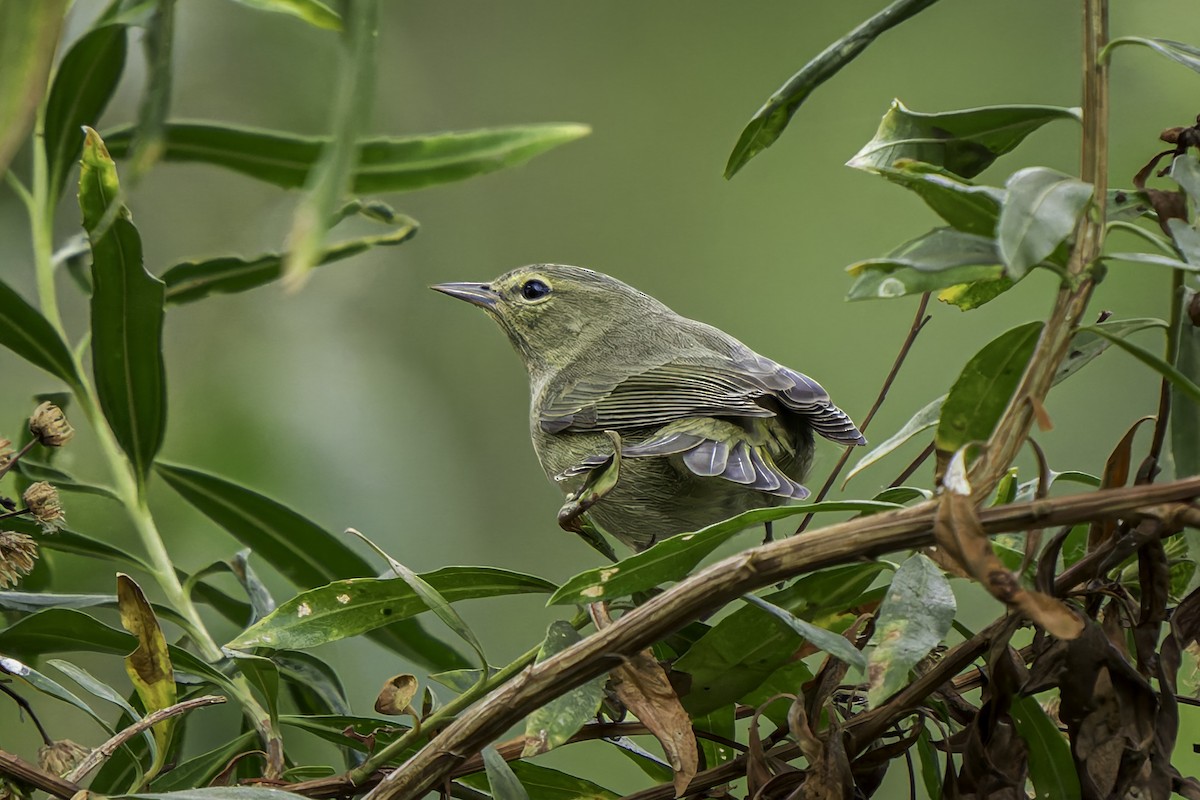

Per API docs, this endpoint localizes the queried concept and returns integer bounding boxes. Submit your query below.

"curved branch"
[364,476,1200,800]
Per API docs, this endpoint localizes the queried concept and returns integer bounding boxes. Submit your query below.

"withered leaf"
[610,649,698,797]
[374,673,418,716]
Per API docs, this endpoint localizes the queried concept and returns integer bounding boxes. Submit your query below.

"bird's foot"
[557,430,623,531]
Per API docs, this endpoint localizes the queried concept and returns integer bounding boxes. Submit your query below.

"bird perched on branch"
[434,265,864,553]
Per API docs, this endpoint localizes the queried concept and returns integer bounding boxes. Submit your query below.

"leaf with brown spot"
[116,573,176,779]
[1086,415,1155,550]
[609,649,698,796]
[374,673,418,716]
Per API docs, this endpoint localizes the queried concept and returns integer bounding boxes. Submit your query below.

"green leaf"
[428,667,494,694]
[126,0,175,178]
[15,460,120,501]
[481,745,530,800]
[278,714,410,757]
[1010,695,1080,800]
[0,0,67,179]
[283,0,378,289]
[675,563,885,716]
[154,462,467,670]
[723,0,939,179]
[916,729,942,800]
[693,705,736,769]
[1053,317,1167,384]
[872,161,1003,236]
[1173,292,1200,479]
[103,121,591,193]
[81,128,166,484]
[1170,153,1200,205]
[274,651,350,716]
[225,650,279,722]
[149,731,257,792]
[742,594,866,670]
[997,167,1093,278]
[522,621,604,756]
[846,395,944,483]
[1169,218,1200,267]
[0,654,114,733]
[460,761,619,800]
[935,321,1043,457]
[846,228,1003,302]
[226,567,555,651]
[117,574,177,777]
[1078,324,1200,404]
[847,101,1080,179]
[1106,252,1200,272]
[0,277,82,387]
[936,274,1016,311]
[1105,37,1200,75]
[0,590,187,628]
[49,658,157,759]
[865,554,955,706]
[45,23,127,201]
[548,501,899,606]
[162,220,417,304]
[224,0,341,30]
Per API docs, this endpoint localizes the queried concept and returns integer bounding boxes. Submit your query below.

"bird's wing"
[539,349,865,446]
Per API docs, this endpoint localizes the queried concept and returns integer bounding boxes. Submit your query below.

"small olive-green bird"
[434,265,865,552]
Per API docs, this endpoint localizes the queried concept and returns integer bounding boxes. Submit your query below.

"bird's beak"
[431,282,500,310]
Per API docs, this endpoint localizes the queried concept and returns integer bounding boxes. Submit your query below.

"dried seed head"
[37,739,89,777]
[0,531,38,588]
[29,402,74,447]
[0,440,12,469]
[23,482,65,533]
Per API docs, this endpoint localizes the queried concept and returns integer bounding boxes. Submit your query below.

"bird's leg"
[762,519,774,545]
[557,430,624,533]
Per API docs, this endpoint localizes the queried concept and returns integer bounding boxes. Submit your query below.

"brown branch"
[0,750,82,800]
[65,694,226,782]
[797,292,932,533]
[362,476,1200,800]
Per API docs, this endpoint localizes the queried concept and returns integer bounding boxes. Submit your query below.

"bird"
[433,264,865,552]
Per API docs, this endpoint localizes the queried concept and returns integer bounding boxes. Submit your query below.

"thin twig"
[0,681,53,746]
[0,750,82,800]
[65,694,226,782]
[888,442,936,489]
[797,294,931,533]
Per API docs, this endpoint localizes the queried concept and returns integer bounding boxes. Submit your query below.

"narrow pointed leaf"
[723,0,939,178]
[126,0,175,178]
[81,128,166,483]
[225,0,341,30]
[148,731,257,793]
[162,220,417,304]
[935,321,1043,458]
[1106,37,1200,75]
[997,167,1093,278]
[1106,252,1200,272]
[36,526,150,570]
[16,460,120,501]
[847,101,1080,179]
[283,0,378,289]
[866,553,955,705]
[1053,317,1168,384]
[275,651,350,716]
[102,121,591,193]
[847,395,944,482]
[1010,695,1080,800]
[1079,324,1200,404]
[0,278,81,386]
[460,762,620,800]
[846,228,1003,301]
[226,567,555,651]
[0,654,114,732]
[117,574,177,773]
[0,590,187,627]
[482,744,531,800]
[522,621,604,756]
[155,461,467,670]
[872,161,1003,236]
[278,714,410,756]
[742,595,866,670]
[0,0,66,179]
[49,658,158,759]
[548,501,899,606]
[45,24,127,201]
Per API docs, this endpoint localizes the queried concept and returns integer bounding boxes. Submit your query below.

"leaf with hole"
[847,101,1080,179]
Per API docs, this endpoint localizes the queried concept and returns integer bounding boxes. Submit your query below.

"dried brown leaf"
[611,648,698,796]
[1087,416,1156,550]
[375,673,419,716]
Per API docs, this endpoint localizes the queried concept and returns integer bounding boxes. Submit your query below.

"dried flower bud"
[0,531,38,588]
[37,739,89,777]
[1161,126,1186,145]
[29,402,74,447]
[23,482,65,533]
[0,440,12,470]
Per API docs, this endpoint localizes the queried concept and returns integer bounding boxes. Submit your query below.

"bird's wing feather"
[540,348,865,446]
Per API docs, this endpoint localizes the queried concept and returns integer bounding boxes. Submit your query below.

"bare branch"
[0,750,82,800]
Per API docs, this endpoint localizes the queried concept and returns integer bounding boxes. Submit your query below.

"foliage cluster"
[0,1,1199,800]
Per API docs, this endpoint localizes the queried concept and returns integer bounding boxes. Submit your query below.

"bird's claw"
[557,431,623,532]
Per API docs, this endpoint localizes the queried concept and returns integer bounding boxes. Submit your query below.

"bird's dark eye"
[521,279,551,300]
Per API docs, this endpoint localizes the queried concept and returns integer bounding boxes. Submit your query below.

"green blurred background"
[3,0,1200,791]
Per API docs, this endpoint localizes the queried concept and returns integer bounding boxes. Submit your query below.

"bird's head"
[433,264,665,376]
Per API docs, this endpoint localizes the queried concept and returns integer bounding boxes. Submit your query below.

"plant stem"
[29,106,64,337]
